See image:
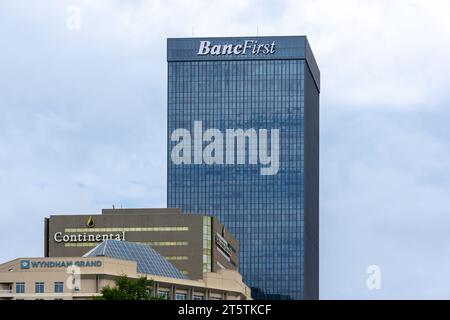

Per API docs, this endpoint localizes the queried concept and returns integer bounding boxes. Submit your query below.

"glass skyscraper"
[167,36,320,300]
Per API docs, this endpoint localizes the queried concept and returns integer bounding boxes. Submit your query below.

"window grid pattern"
[168,58,305,299]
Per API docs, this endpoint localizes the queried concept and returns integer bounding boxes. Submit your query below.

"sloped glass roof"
[83,240,185,279]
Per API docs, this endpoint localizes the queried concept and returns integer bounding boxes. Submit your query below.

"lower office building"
[45,208,238,280]
[0,240,251,300]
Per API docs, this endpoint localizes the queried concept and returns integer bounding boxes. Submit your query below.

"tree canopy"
[96,275,162,300]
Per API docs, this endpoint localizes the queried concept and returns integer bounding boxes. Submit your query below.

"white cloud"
[320,107,450,298]
[63,0,450,110]
[279,0,450,109]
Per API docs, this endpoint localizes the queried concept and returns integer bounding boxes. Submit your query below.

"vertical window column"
[35,282,44,293]
[202,216,212,273]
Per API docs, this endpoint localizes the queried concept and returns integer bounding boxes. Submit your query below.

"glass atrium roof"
[83,240,186,279]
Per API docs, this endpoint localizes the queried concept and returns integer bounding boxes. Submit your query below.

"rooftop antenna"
[112,204,115,209]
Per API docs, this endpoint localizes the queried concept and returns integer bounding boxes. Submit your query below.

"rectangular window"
[54,282,64,293]
[165,256,188,261]
[175,293,187,300]
[193,295,205,300]
[16,282,25,294]
[35,282,44,294]
[158,290,170,299]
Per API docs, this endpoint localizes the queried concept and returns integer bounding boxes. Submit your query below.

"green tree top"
[96,275,162,300]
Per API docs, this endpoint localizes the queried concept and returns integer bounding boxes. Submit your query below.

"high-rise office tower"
[167,36,320,299]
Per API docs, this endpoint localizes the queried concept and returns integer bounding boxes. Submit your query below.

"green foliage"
[95,275,158,300]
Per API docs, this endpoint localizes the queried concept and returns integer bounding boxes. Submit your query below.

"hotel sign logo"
[86,216,95,228]
[20,260,30,269]
[197,40,276,56]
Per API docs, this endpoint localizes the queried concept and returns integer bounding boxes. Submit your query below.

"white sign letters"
[197,40,276,56]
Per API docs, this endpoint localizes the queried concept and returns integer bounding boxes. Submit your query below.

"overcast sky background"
[1,0,450,299]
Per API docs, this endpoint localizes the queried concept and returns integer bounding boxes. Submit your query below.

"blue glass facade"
[167,36,319,300]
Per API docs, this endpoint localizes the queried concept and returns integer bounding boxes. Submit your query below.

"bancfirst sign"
[53,232,126,243]
[197,40,276,56]
[20,259,102,269]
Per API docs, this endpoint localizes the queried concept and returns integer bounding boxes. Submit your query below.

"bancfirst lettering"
[197,40,276,56]
[171,121,280,176]
[54,231,126,243]
[29,260,102,268]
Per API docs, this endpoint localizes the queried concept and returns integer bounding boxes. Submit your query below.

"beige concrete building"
[0,256,251,300]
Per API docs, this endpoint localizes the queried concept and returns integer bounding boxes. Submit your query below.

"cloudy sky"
[1,0,450,299]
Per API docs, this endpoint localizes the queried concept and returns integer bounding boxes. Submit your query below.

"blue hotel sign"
[20,260,30,269]
[20,259,102,269]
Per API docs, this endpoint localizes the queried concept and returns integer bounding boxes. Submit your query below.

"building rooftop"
[83,240,186,279]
